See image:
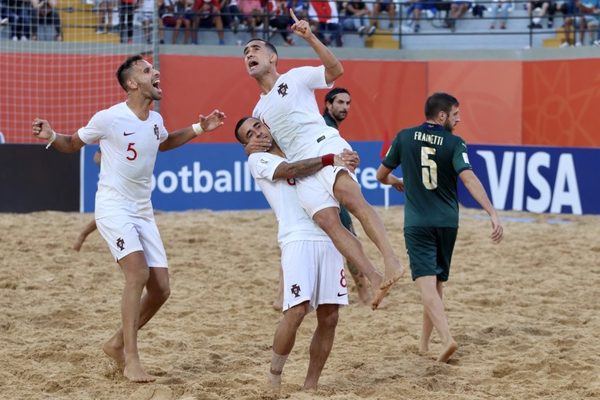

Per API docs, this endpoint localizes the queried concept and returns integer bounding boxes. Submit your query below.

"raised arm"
[289,8,343,84]
[459,169,503,243]
[159,109,225,152]
[32,118,86,153]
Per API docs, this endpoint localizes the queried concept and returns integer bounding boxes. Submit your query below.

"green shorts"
[339,205,355,235]
[404,226,458,282]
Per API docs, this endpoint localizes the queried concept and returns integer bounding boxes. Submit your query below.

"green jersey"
[382,122,472,228]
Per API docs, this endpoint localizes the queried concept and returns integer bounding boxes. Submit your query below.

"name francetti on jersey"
[414,131,444,146]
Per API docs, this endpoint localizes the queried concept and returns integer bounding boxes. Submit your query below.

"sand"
[0,207,599,400]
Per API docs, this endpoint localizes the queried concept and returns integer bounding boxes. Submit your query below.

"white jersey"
[252,66,339,162]
[78,102,168,219]
[248,151,330,247]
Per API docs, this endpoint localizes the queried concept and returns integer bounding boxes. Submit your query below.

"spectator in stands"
[574,0,599,45]
[220,0,241,34]
[95,0,114,34]
[489,0,510,29]
[446,0,471,32]
[4,0,32,41]
[238,0,264,37]
[405,0,437,33]
[169,0,193,44]
[560,0,578,46]
[192,0,225,44]
[308,0,342,46]
[342,0,376,36]
[140,0,154,44]
[372,0,396,30]
[526,0,552,28]
[157,0,171,43]
[30,0,62,40]
[266,0,294,45]
[119,0,137,43]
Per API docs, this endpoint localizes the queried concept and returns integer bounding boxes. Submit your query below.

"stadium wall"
[2,54,600,148]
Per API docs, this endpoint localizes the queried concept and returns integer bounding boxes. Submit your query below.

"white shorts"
[296,135,358,218]
[281,240,348,313]
[96,214,168,268]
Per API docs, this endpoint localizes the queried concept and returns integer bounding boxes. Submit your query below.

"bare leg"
[313,207,383,290]
[346,260,371,305]
[272,267,283,311]
[304,304,339,390]
[419,281,443,353]
[269,302,309,391]
[415,276,457,362]
[332,173,404,308]
[73,219,97,251]
[104,255,169,382]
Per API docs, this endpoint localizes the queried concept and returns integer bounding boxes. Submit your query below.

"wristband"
[45,130,57,149]
[192,123,204,136]
[321,153,335,166]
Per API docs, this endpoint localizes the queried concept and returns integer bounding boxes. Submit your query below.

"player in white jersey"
[32,54,225,383]
[235,116,356,391]
[242,10,404,310]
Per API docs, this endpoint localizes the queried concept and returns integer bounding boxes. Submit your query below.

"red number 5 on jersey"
[126,143,137,161]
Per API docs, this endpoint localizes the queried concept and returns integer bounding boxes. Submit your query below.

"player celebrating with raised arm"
[32,54,225,383]
[242,10,404,310]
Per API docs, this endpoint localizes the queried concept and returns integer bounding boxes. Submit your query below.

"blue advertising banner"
[459,145,599,215]
[81,142,406,213]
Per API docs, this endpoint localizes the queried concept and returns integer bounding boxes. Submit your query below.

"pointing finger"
[289,8,299,23]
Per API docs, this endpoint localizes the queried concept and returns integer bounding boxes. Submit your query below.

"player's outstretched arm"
[376,164,405,192]
[159,109,226,152]
[289,8,343,84]
[459,169,503,243]
[32,118,85,153]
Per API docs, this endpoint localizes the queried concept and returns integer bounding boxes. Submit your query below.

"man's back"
[383,122,471,228]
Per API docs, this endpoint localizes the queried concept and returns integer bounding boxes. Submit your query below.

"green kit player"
[376,92,503,363]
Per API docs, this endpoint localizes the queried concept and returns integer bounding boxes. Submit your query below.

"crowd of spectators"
[0,0,599,46]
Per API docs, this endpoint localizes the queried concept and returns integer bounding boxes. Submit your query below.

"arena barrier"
[0,144,79,212]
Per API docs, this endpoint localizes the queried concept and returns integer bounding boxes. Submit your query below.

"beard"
[444,121,454,132]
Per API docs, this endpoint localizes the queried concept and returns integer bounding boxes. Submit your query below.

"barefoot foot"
[437,339,458,363]
[124,362,155,383]
[102,340,125,369]
[266,371,282,394]
[382,258,405,288]
[73,236,85,251]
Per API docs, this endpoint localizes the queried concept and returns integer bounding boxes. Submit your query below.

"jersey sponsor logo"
[277,83,288,97]
[116,237,125,251]
[462,152,470,164]
[154,124,159,140]
[290,283,301,298]
[337,292,347,297]
[123,131,136,136]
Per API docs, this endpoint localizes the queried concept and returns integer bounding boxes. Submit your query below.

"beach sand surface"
[1,207,599,400]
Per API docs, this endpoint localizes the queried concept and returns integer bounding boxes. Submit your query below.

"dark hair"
[234,117,253,143]
[424,92,459,120]
[244,38,278,57]
[324,87,350,105]
[116,54,144,92]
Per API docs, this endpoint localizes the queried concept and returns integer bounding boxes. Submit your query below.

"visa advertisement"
[81,142,405,213]
[459,145,599,215]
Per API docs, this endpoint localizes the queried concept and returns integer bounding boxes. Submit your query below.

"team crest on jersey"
[277,83,288,97]
[116,238,125,251]
[287,178,296,186]
[154,124,159,140]
[290,284,301,298]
